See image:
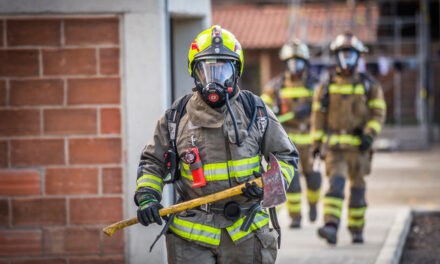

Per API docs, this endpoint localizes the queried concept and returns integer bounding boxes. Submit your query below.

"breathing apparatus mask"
[336,49,360,74]
[286,57,307,77]
[193,58,242,146]
[193,59,237,108]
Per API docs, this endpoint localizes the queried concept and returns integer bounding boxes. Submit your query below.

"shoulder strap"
[238,90,268,153]
[358,72,375,100]
[321,75,333,110]
[167,94,193,142]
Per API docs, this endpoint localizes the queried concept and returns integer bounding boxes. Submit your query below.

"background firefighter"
[134,25,299,263]
[261,40,321,228]
[312,32,386,245]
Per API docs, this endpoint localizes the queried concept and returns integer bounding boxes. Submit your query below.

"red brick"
[67,78,120,105]
[100,48,119,75]
[70,197,122,224]
[102,229,124,254]
[65,18,119,45]
[0,169,40,196]
[12,258,66,264]
[0,109,40,136]
[102,167,122,194]
[101,108,120,134]
[0,21,3,47]
[0,49,39,77]
[42,48,96,76]
[45,167,98,195]
[10,79,63,106]
[11,139,64,166]
[70,257,124,264]
[12,198,66,226]
[0,229,42,256]
[44,227,100,255]
[7,18,61,46]
[0,140,7,167]
[69,137,121,164]
[0,199,8,226]
[0,80,5,106]
[44,108,97,135]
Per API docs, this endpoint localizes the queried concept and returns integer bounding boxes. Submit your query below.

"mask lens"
[337,50,359,69]
[194,60,235,88]
[287,58,306,74]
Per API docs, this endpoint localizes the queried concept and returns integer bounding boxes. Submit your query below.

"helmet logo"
[208,93,219,102]
[191,41,200,52]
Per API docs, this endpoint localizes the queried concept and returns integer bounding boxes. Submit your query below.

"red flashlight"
[184,147,206,188]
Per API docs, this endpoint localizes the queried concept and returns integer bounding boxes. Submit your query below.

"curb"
[374,207,412,264]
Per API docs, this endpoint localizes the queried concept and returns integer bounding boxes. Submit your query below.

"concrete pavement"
[275,145,440,263]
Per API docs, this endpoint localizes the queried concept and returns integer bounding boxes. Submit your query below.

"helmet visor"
[194,60,235,88]
[286,58,306,75]
[337,50,359,70]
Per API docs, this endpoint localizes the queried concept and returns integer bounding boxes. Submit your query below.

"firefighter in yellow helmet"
[134,25,299,263]
[312,33,386,244]
[261,40,321,228]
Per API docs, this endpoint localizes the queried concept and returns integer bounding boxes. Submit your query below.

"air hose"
[225,91,242,147]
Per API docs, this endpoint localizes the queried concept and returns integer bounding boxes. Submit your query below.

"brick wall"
[0,16,124,263]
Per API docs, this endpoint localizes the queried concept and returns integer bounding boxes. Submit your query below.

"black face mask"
[193,60,237,108]
[286,58,307,77]
[336,49,360,74]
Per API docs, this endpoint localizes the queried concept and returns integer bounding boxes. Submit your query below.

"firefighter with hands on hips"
[261,40,322,228]
[134,25,299,264]
[312,33,386,245]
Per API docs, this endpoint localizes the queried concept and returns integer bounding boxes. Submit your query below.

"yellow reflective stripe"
[349,207,367,217]
[280,87,313,98]
[307,189,321,203]
[277,112,294,123]
[286,193,301,202]
[170,217,221,246]
[136,174,163,192]
[227,212,269,242]
[288,133,312,145]
[260,94,273,105]
[323,197,343,208]
[312,130,325,140]
[287,203,301,213]
[180,169,193,181]
[324,206,341,218]
[368,99,386,109]
[367,120,382,133]
[228,156,259,167]
[279,160,294,184]
[329,84,364,95]
[312,101,322,111]
[348,218,365,227]
[323,134,361,146]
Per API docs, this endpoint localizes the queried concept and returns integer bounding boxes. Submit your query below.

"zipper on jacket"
[224,135,233,188]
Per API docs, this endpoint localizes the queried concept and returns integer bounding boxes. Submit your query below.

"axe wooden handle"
[102,177,262,237]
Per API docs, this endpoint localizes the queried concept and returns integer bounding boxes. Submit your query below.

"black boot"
[318,224,337,245]
[309,204,317,222]
[351,231,364,244]
[290,217,301,229]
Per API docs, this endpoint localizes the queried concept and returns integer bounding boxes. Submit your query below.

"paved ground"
[276,145,440,264]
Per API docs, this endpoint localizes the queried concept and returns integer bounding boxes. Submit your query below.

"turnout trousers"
[165,225,278,264]
[323,149,371,232]
[286,144,322,220]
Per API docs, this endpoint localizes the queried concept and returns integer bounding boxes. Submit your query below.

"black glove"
[137,194,163,226]
[359,134,373,151]
[311,147,320,159]
[241,171,264,199]
[294,104,312,120]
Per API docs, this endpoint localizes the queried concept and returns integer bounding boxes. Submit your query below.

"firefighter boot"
[290,216,301,229]
[318,224,338,245]
[309,203,317,222]
[351,231,364,244]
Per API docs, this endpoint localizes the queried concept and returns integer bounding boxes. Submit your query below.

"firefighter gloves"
[241,171,264,199]
[137,194,164,226]
[359,134,373,151]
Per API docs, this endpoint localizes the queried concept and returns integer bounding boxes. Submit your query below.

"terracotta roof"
[212,4,378,49]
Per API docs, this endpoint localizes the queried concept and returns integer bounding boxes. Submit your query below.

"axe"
[103,153,286,237]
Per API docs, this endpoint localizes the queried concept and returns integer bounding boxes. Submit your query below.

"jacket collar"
[186,88,240,128]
